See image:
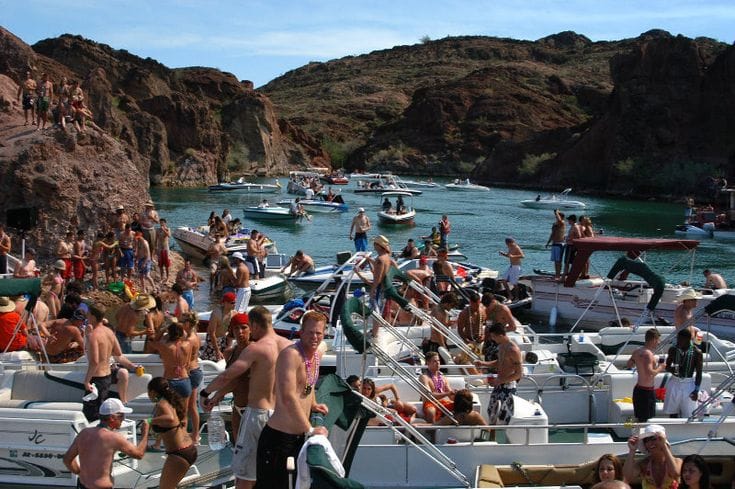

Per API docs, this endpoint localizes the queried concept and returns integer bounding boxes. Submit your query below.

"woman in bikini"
[147,377,197,489]
[623,424,682,489]
[181,312,203,445]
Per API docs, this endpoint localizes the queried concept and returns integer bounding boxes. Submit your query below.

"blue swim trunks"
[119,249,134,270]
[550,243,564,262]
[137,258,152,275]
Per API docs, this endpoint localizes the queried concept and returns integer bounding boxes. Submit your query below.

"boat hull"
[378,210,415,225]
[445,183,490,192]
[208,183,280,193]
[521,200,586,209]
[277,199,348,213]
[243,207,299,221]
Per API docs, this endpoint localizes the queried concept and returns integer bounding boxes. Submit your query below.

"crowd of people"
[16,70,90,132]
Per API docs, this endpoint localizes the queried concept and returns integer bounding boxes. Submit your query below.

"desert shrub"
[518,152,556,177]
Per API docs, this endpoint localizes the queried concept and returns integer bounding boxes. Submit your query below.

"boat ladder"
[366,336,456,422]
[369,309,425,361]
[354,391,470,488]
[404,302,481,363]
[689,371,735,421]
[308,251,373,300]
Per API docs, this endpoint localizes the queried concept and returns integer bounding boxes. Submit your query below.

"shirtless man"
[281,250,315,277]
[482,293,518,332]
[432,248,455,292]
[626,328,666,422]
[230,252,251,313]
[56,230,74,281]
[0,224,11,275]
[43,307,85,363]
[156,218,171,282]
[118,224,135,280]
[703,269,727,289]
[545,210,566,280]
[246,229,266,279]
[114,294,156,354]
[175,258,200,309]
[35,72,54,130]
[419,351,455,423]
[477,322,523,428]
[564,215,582,277]
[349,207,371,252]
[134,232,154,293]
[13,247,37,278]
[63,398,148,489]
[83,304,137,421]
[500,237,524,301]
[71,230,88,282]
[426,293,458,352]
[255,311,329,488]
[201,306,292,489]
[201,292,237,362]
[110,205,129,239]
[406,255,433,287]
[214,314,252,442]
[140,201,159,256]
[205,236,227,291]
[673,288,701,337]
[16,71,36,125]
[457,290,485,344]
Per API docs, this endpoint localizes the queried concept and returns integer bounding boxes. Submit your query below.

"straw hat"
[0,297,15,313]
[130,294,156,310]
[638,424,667,452]
[677,288,702,302]
[53,259,67,271]
[373,235,390,251]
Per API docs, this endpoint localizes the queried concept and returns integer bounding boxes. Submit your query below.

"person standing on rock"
[157,218,172,283]
[71,229,88,284]
[135,232,155,294]
[111,205,129,239]
[0,224,11,275]
[35,72,54,131]
[349,207,371,252]
[16,71,36,126]
[56,76,71,130]
[70,80,86,133]
[118,224,136,280]
[140,201,160,260]
[56,230,74,282]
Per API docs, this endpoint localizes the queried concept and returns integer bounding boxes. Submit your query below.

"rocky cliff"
[264,31,735,196]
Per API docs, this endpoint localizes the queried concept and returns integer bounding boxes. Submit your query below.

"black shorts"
[82,374,112,422]
[255,425,306,489]
[564,245,577,265]
[633,384,656,422]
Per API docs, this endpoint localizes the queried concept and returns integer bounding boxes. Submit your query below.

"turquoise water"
[151,180,735,311]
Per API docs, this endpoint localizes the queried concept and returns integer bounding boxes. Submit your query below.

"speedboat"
[675,223,714,238]
[321,172,350,185]
[444,178,490,192]
[207,177,281,193]
[354,175,423,195]
[277,194,348,213]
[400,178,440,189]
[172,226,276,261]
[521,188,587,209]
[674,209,735,239]
[243,205,303,222]
[377,191,415,225]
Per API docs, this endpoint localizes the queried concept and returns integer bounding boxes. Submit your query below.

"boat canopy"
[564,237,699,287]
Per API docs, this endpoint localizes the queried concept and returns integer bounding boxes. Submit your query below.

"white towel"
[296,434,345,489]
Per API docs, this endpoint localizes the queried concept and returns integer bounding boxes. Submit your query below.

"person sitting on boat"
[594,454,625,485]
[623,424,682,489]
[0,295,28,352]
[396,195,406,214]
[281,250,315,277]
[63,398,148,489]
[361,378,416,425]
[423,292,458,354]
[43,306,85,363]
[703,269,727,289]
[400,238,420,259]
[419,351,455,423]
[435,389,485,426]
[673,288,702,337]
[325,187,335,202]
[421,227,441,247]
[258,199,270,208]
[420,239,437,257]
[663,328,703,419]
[457,290,484,346]
[382,197,392,213]
[535,194,541,202]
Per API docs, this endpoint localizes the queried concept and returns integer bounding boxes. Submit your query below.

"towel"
[296,434,344,489]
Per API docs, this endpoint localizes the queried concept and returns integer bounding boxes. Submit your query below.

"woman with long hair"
[594,453,624,484]
[679,454,710,489]
[361,378,416,425]
[181,312,202,445]
[147,377,197,488]
[149,319,193,400]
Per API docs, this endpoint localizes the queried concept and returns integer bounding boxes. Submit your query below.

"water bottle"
[207,407,227,451]
[578,330,585,343]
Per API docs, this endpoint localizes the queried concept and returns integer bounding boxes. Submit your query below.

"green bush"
[322,138,358,168]
[519,152,556,177]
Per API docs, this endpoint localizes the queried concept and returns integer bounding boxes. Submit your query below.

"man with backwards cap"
[64,398,149,489]
[230,252,251,314]
[349,207,371,252]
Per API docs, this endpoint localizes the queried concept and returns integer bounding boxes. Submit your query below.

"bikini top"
[641,459,679,489]
[151,423,176,434]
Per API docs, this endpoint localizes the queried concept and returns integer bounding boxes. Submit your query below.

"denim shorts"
[169,377,193,398]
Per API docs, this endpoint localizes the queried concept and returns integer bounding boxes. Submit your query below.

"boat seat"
[0,350,36,362]
[476,458,597,487]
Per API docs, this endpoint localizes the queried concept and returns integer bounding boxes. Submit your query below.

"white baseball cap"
[99,398,133,415]
[358,208,365,213]
[231,252,245,262]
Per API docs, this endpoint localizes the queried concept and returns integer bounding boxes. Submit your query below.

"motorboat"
[522,236,735,336]
[207,177,281,193]
[675,222,714,238]
[444,178,490,192]
[286,170,323,196]
[354,174,423,195]
[243,205,304,222]
[521,188,587,209]
[377,191,416,225]
[400,178,440,189]
[321,172,350,185]
[172,226,276,261]
[674,209,735,240]
[277,193,348,213]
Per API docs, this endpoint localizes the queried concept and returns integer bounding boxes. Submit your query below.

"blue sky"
[2,0,734,87]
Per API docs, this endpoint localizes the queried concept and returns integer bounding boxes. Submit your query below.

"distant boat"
[378,191,416,225]
[354,174,422,195]
[243,206,303,221]
[445,179,490,192]
[277,194,348,213]
[208,177,281,193]
[172,226,276,261]
[401,178,440,189]
[520,188,586,209]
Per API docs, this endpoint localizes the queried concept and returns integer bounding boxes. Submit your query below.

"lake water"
[151,179,735,326]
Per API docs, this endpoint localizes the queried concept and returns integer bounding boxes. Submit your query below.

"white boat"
[243,205,303,222]
[400,178,440,189]
[208,177,281,193]
[521,188,587,209]
[377,191,416,225]
[675,222,714,238]
[354,174,423,195]
[286,170,323,196]
[523,236,735,337]
[172,226,276,261]
[277,194,348,213]
[445,178,490,192]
